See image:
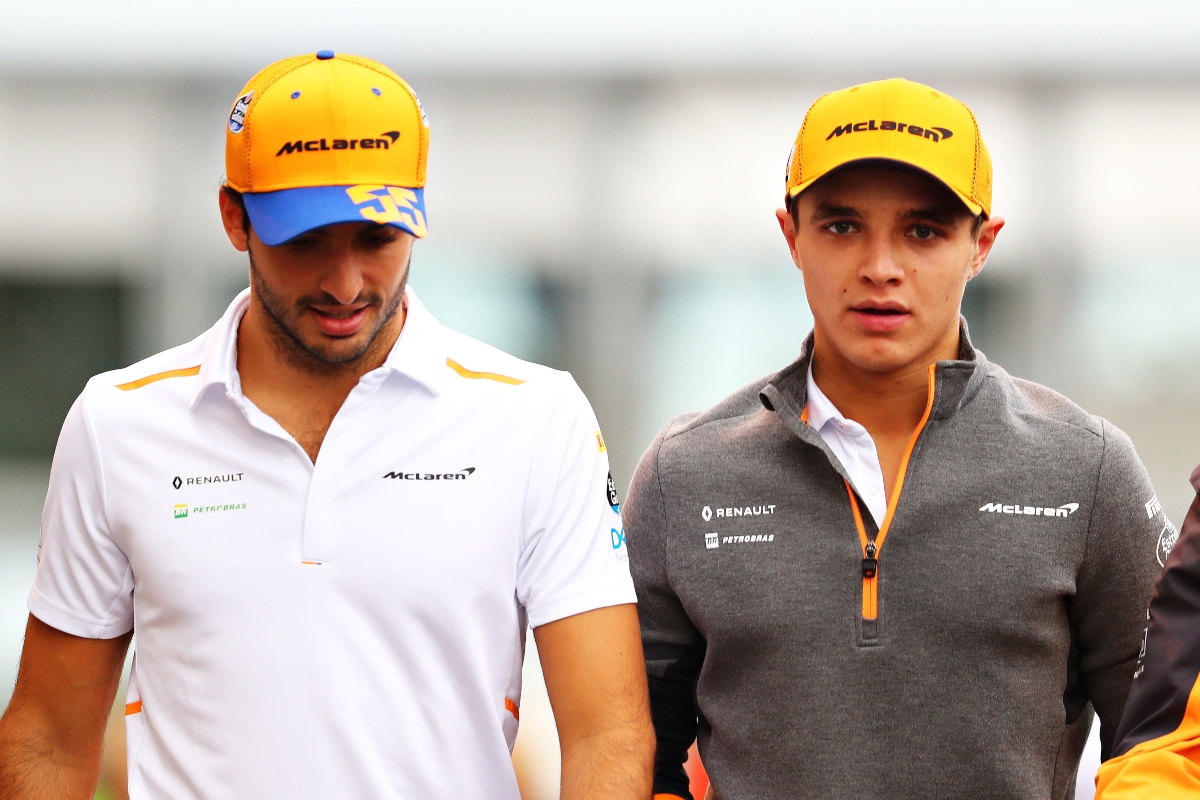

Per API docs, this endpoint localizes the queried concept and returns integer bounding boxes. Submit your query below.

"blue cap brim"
[243,185,427,246]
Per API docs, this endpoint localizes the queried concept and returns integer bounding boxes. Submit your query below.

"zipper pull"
[862,540,878,579]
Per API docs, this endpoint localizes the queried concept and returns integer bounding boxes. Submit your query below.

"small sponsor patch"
[229,91,252,134]
[595,431,606,453]
[1146,495,1163,520]
[704,532,719,549]
[1157,522,1179,567]
[611,527,627,563]
[173,503,188,519]
[702,505,713,521]
[606,472,620,513]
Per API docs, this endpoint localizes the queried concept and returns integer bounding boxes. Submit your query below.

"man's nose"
[859,233,905,285]
[320,251,366,304]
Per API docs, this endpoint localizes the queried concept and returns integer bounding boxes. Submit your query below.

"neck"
[236,295,407,414]
[809,322,960,439]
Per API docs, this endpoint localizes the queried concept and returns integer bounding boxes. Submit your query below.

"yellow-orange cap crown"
[225,52,428,193]
[785,78,992,217]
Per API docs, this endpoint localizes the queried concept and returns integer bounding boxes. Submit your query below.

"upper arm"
[1074,421,1169,755]
[625,426,704,678]
[516,376,636,629]
[1094,472,1200,799]
[625,427,704,800]
[29,393,133,639]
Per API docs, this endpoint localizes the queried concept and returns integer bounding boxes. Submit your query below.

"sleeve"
[516,375,637,629]
[27,391,134,639]
[1071,420,1168,760]
[624,424,705,800]
[1094,463,1200,800]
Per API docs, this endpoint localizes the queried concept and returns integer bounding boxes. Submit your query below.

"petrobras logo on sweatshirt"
[979,502,1078,518]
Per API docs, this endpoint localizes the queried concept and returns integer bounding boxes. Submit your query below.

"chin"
[842,338,915,374]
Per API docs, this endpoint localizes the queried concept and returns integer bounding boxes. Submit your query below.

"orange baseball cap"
[225,51,429,245]
[785,78,992,217]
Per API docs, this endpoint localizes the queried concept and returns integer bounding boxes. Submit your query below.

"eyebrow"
[900,206,962,225]
[810,202,863,222]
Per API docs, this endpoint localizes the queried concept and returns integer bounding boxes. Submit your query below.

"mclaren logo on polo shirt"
[383,467,476,480]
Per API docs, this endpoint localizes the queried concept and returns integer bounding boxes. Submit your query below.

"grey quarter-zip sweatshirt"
[625,327,1168,800]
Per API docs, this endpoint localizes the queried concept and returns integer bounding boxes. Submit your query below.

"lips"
[849,302,911,334]
[309,305,370,337]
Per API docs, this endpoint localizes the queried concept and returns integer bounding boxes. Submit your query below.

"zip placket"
[800,364,937,621]
[842,364,937,621]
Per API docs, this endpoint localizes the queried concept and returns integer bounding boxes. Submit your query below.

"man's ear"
[218,190,250,253]
[968,215,1005,278]
[776,206,803,271]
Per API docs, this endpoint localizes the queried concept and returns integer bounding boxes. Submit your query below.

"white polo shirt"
[806,365,888,527]
[29,287,635,799]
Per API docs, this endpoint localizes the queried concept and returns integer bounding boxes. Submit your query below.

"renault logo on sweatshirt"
[702,504,777,520]
[978,502,1078,518]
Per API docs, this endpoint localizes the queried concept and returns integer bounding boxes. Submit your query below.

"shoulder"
[978,361,1144,475]
[652,371,782,462]
[79,332,209,415]
[982,361,1104,440]
[437,326,582,406]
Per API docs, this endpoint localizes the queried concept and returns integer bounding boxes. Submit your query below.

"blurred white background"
[3,2,1200,797]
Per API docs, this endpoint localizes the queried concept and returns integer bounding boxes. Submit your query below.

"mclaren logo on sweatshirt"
[978,502,1078,518]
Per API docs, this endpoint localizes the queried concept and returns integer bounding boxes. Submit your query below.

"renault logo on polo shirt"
[383,467,476,480]
[174,472,244,489]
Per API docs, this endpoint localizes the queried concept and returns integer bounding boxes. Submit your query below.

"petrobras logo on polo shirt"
[978,502,1078,518]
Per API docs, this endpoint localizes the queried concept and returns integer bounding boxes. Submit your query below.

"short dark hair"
[221,184,252,235]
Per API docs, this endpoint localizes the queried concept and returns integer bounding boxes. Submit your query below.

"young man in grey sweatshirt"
[625,78,1171,800]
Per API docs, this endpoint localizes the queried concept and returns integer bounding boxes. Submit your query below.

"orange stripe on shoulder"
[125,700,142,715]
[446,358,524,386]
[505,697,520,719]
[116,365,201,391]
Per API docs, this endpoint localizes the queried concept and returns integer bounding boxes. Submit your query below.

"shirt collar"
[804,364,843,433]
[191,285,448,409]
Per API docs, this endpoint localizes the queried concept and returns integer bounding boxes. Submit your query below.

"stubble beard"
[248,250,408,377]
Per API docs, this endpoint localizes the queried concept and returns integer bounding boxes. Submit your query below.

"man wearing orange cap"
[625,78,1167,799]
[0,52,653,798]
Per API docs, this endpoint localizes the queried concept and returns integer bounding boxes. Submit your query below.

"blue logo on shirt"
[611,527,626,549]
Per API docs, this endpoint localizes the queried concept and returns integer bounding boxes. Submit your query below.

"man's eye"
[827,221,856,235]
[910,225,937,240]
[360,227,399,247]
[285,235,321,249]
